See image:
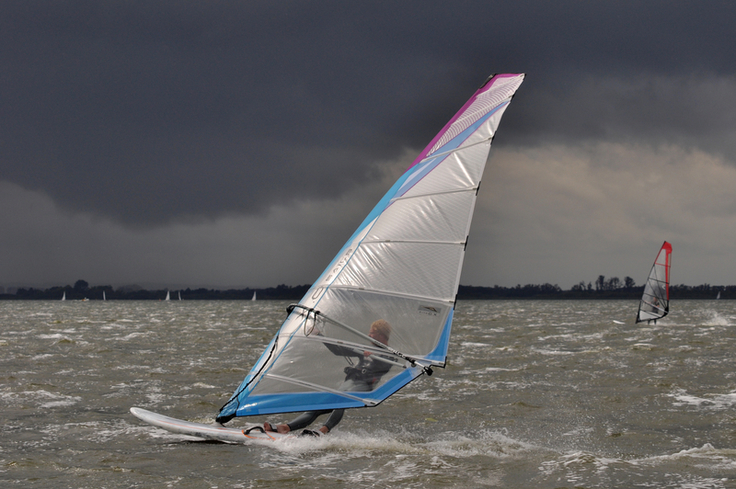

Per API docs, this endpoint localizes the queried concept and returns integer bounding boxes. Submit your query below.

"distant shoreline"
[0,283,729,301]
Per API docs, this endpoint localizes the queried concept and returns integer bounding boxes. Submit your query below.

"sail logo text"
[311,248,354,300]
[418,305,440,317]
[322,247,353,284]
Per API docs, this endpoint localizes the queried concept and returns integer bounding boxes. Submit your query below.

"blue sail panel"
[217,73,524,422]
[424,310,454,363]
[233,368,423,417]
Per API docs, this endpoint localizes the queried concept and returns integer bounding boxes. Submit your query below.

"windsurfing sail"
[252,291,256,301]
[635,241,672,324]
[217,73,525,423]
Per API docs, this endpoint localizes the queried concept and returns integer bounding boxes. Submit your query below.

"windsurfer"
[648,296,660,324]
[264,319,393,436]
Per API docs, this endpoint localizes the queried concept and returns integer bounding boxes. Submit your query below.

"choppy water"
[3,300,736,488]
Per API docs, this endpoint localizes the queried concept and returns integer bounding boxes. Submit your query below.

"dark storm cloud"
[2,1,736,227]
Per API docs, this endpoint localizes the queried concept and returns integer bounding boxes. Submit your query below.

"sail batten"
[417,136,494,164]
[217,73,525,422]
[325,284,457,303]
[390,185,479,203]
[362,239,466,246]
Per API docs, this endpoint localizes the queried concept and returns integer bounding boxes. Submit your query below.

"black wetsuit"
[285,342,392,432]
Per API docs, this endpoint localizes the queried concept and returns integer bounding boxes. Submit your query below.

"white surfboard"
[130,407,294,444]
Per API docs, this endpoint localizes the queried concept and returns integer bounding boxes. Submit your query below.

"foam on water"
[703,310,733,326]
[670,389,736,410]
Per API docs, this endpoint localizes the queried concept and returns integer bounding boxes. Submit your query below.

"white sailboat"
[103,290,106,301]
[178,291,182,301]
[251,291,256,301]
[165,290,170,301]
[61,291,66,301]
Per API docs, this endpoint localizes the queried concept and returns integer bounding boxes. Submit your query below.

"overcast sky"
[2,1,736,290]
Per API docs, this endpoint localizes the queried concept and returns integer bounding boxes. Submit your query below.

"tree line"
[459,279,731,300]
[0,277,731,301]
[0,280,311,301]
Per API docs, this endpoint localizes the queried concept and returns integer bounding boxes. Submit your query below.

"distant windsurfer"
[264,319,393,436]
[649,296,660,324]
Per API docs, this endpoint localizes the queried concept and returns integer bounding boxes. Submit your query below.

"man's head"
[368,319,391,345]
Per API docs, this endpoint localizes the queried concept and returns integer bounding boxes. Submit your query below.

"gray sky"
[2,1,736,290]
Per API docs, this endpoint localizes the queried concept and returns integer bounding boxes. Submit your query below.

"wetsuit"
[285,342,392,432]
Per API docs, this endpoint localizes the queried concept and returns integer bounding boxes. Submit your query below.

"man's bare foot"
[264,422,291,434]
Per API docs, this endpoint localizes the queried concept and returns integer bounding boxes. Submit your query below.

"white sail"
[636,241,672,324]
[165,290,170,301]
[217,73,525,422]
